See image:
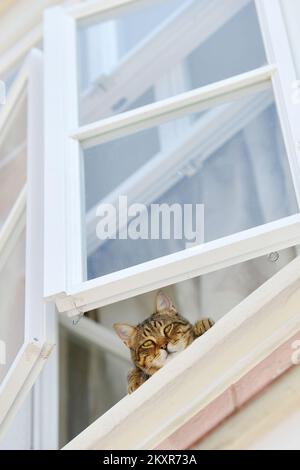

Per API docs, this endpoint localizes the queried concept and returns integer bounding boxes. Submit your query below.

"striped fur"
[114,292,214,394]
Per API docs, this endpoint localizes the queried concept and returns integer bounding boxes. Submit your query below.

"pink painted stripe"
[156,331,300,450]
[156,389,235,450]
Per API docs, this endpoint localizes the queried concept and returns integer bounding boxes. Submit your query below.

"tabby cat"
[114,291,214,394]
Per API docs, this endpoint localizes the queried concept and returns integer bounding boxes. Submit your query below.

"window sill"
[63,255,300,450]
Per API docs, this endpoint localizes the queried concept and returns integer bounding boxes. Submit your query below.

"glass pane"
[0,96,27,228]
[59,243,298,445]
[78,0,266,124]
[0,227,26,384]
[82,86,299,281]
[2,66,20,94]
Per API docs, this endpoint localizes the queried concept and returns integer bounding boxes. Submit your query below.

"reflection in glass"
[82,87,298,280]
[78,0,266,123]
[59,243,298,445]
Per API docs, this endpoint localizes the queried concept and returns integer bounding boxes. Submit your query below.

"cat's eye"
[164,324,173,336]
[142,340,155,348]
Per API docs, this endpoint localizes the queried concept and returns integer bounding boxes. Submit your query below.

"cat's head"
[113,291,193,376]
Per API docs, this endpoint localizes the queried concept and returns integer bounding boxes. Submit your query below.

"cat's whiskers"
[114,292,214,393]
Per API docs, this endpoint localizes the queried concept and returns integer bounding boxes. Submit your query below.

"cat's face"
[114,292,194,376]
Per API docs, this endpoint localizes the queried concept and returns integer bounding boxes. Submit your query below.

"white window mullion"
[72,65,276,145]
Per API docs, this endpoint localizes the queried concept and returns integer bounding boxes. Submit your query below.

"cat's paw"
[128,383,138,395]
[127,368,148,394]
[194,318,215,337]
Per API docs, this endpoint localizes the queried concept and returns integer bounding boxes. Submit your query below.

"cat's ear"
[113,323,137,348]
[156,291,177,315]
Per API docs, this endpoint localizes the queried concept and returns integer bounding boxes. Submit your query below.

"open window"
[44,0,300,314]
[0,50,54,436]
[43,0,300,448]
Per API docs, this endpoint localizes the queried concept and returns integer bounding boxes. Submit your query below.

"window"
[44,0,300,316]
[77,0,267,124]
[0,51,54,434]
[43,0,300,448]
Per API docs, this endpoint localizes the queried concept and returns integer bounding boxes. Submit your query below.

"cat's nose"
[161,344,168,350]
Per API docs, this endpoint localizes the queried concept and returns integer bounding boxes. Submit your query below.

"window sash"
[0,50,54,435]
[44,0,300,315]
[44,0,300,449]
[52,214,300,315]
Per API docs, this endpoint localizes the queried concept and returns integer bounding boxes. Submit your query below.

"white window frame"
[44,0,300,316]
[0,50,55,438]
